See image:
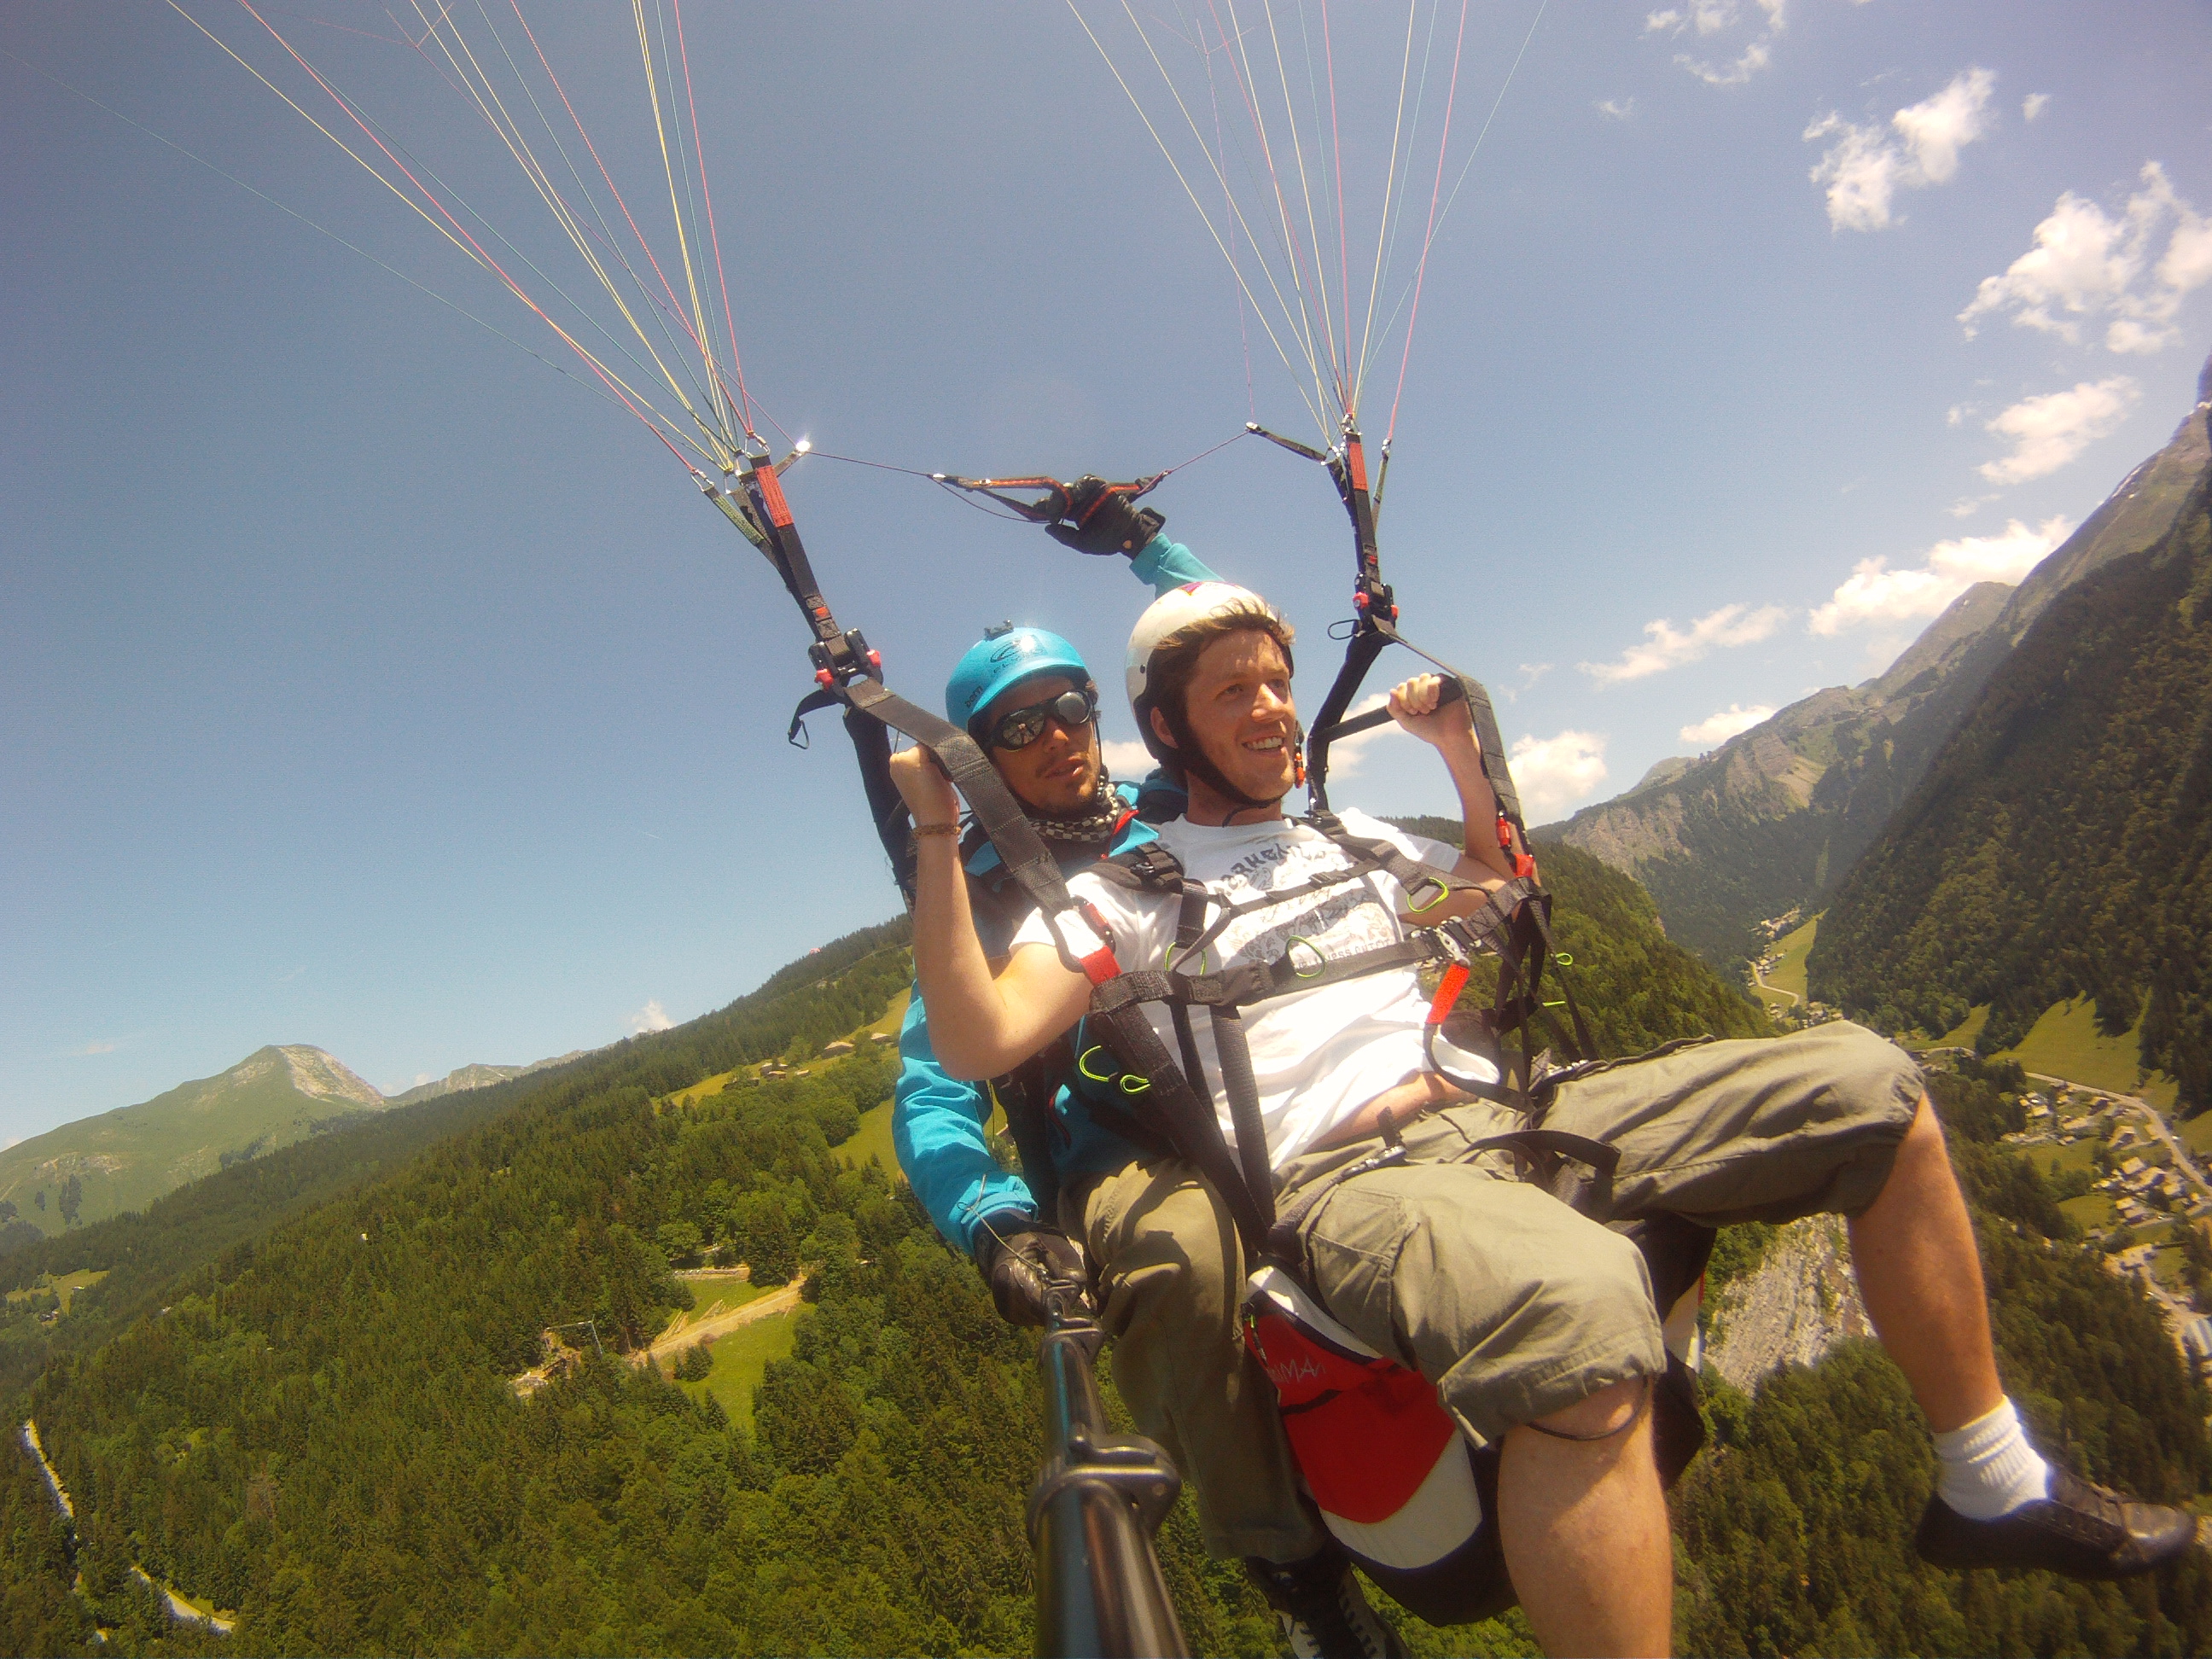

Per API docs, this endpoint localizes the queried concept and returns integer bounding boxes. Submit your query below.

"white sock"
[1933,1397,2052,1520]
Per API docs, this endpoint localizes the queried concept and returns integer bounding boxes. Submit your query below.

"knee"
[1097,1189,1241,1331]
[1529,1376,1649,1440]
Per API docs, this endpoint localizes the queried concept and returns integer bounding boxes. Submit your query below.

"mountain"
[386,1051,591,1106]
[0,1045,388,1239]
[1546,354,2212,973]
[1810,385,2212,1109]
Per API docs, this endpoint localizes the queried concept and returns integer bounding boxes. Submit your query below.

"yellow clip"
[1287,935,1327,979]
[1077,1045,1115,1083]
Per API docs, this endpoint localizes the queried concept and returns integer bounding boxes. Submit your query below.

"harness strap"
[1208,1006,1278,1228]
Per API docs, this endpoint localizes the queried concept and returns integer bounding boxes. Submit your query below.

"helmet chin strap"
[1163,707,1291,816]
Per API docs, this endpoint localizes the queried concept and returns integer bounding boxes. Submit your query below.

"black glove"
[974,1220,1091,1327]
[1046,475,1166,558]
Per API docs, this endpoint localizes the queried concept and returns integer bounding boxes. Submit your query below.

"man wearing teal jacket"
[892,521,1208,1264]
[891,486,1396,1656]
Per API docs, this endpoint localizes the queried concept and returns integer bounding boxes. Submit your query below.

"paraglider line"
[1387,0,1545,445]
[2,47,638,422]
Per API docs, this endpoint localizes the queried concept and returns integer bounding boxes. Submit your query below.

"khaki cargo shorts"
[1271,1021,1924,1444]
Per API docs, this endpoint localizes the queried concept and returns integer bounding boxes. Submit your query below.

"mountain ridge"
[1810,391,2212,1106]
[0,1045,391,1239]
[1546,355,2212,971]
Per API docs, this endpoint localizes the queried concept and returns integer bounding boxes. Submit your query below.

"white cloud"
[1099,737,1155,778]
[627,999,673,1035]
[67,1039,123,1057]
[1644,0,1784,84]
[1805,67,1996,232]
[1509,731,1610,819]
[1580,602,1789,685]
[1979,378,2138,484]
[1959,163,2212,354]
[414,1073,434,1087]
[2022,92,2050,123]
[1807,515,2074,634]
[1679,704,1775,746]
[1597,97,1637,120]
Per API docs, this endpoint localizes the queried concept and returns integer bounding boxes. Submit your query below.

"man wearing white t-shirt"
[891,582,2199,1656]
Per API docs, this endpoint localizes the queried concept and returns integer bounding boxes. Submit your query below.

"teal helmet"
[946,623,1094,740]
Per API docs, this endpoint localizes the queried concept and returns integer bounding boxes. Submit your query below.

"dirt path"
[22,1421,236,1633]
[131,1566,236,1633]
[632,1281,803,1369]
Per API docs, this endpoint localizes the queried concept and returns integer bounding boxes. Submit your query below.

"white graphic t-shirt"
[1010,807,1501,1167]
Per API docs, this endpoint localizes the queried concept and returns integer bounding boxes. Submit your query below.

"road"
[1750,954,1799,1008]
[2023,1071,2212,1372]
[2026,1070,2212,1198]
[22,1421,236,1633]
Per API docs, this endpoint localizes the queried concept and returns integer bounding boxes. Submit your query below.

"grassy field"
[1990,998,2179,1108]
[4,1267,109,1314]
[679,1307,800,1430]
[678,1282,763,1324]
[1936,1004,1991,1050]
[2027,1139,2098,1181]
[1762,914,1819,1003]
[2180,1115,2212,1158]
[2060,1192,2119,1233]
[2148,1243,2188,1293]
[840,1100,899,1174]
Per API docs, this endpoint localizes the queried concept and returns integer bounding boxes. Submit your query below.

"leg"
[1290,1149,1674,1654]
[1542,1024,2199,1577]
[1074,1157,1327,1564]
[1846,1093,2001,1432]
[1501,1381,1672,1659]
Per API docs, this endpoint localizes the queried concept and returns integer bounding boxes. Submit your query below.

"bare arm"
[888,746,1093,1080]
[1388,673,1519,916]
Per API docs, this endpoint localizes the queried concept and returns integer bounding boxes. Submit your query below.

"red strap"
[1427,962,1470,1026]
[1076,901,1124,985]
[754,462,796,528]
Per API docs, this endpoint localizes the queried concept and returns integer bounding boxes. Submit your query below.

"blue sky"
[4,1,2209,1141]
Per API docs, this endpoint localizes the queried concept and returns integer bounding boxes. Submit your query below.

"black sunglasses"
[987,686,1098,751]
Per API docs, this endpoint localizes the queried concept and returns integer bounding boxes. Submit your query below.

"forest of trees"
[2,851,2208,1654]
[1812,465,2212,1109]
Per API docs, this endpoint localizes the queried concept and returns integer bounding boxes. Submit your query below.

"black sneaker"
[1245,1545,1406,1659]
[1916,1468,2203,1580]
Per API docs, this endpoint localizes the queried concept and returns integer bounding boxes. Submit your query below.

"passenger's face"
[1160,631,1297,805]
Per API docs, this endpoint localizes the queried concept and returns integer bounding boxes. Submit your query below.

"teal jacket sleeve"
[892,984,1035,1256]
[1130,533,1220,593]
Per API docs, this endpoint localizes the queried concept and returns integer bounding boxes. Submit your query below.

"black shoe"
[1245,1545,1406,1659]
[1916,1468,2203,1580]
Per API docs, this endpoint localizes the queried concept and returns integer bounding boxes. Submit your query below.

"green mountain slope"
[1811,399,2212,1110]
[385,1051,592,1107]
[1550,356,2212,972]
[0,1046,391,1239]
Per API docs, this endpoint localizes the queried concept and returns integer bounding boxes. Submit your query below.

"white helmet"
[1123,581,1284,710]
